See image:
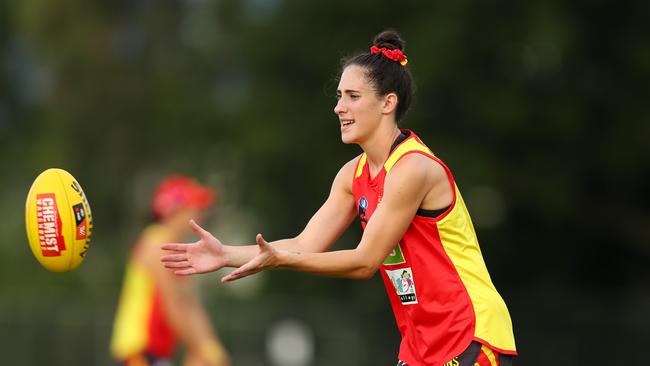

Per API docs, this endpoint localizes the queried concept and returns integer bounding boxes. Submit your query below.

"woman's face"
[334,65,385,144]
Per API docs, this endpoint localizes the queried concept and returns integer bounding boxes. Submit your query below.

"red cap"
[151,175,216,220]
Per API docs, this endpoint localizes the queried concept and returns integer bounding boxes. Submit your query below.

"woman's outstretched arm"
[161,158,359,275]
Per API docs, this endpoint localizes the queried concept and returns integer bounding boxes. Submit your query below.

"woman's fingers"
[174,268,198,276]
[256,233,267,247]
[221,262,259,283]
[224,266,250,281]
[190,219,212,240]
[160,253,187,263]
[161,243,189,252]
[221,270,247,283]
[221,266,262,283]
[163,260,192,269]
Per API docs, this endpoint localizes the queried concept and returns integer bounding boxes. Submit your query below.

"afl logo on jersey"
[358,196,368,223]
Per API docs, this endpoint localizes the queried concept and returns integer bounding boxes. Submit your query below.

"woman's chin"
[340,129,358,144]
[341,134,357,145]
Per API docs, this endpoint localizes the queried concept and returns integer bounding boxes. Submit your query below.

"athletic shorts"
[120,352,173,366]
[397,341,514,366]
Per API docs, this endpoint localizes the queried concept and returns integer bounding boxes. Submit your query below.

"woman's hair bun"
[373,30,405,51]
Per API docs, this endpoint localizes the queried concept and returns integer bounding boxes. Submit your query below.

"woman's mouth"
[340,120,355,130]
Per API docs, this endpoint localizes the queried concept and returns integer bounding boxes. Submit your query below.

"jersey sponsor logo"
[383,243,405,265]
[385,267,418,305]
[358,195,368,223]
[36,193,66,256]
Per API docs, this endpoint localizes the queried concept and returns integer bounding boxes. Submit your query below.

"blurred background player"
[110,175,229,366]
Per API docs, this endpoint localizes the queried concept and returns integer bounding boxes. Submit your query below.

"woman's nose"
[334,99,345,115]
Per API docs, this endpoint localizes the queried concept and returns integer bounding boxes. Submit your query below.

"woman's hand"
[161,220,229,275]
[220,233,281,283]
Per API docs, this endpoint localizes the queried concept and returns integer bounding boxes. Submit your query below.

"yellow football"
[25,168,93,272]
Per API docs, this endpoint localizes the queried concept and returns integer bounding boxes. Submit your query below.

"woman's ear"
[382,93,398,115]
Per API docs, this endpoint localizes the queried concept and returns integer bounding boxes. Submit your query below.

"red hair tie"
[370,45,408,66]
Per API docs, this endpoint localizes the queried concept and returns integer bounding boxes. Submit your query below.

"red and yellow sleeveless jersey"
[351,130,516,365]
[110,224,176,361]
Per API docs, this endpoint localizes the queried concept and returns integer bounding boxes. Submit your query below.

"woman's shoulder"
[389,152,449,184]
[330,155,364,191]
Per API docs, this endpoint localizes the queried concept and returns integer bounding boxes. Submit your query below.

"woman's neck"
[360,124,402,174]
